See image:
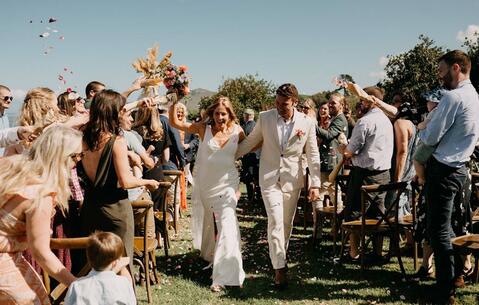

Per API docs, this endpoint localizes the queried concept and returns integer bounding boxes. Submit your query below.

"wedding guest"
[170,96,246,292]
[299,98,317,122]
[419,50,479,304]
[0,126,80,304]
[236,83,321,289]
[341,86,393,261]
[84,81,105,109]
[314,93,349,213]
[318,101,330,129]
[0,85,13,155]
[240,108,260,201]
[78,89,160,274]
[64,231,136,305]
[57,90,88,117]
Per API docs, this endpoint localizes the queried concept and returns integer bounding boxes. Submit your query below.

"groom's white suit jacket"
[236,109,321,192]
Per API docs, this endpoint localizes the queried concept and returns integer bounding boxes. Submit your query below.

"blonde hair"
[0,126,83,212]
[176,102,187,122]
[19,87,65,127]
[205,96,238,127]
[132,106,164,141]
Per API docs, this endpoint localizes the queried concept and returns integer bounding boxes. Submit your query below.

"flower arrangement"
[295,129,305,140]
[132,44,190,98]
[161,64,191,98]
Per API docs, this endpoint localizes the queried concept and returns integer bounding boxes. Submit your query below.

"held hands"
[17,126,38,142]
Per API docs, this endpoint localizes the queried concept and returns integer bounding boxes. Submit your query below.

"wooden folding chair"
[339,181,408,277]
[313,174,349,256]
[163,170,183,235]
[131,199,160,303]
[152,181,173,257]
[46,237,90,305]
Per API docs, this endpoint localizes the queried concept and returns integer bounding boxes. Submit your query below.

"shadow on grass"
[155,195,470,304]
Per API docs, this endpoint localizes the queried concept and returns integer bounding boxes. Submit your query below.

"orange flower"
[179,65,188,72]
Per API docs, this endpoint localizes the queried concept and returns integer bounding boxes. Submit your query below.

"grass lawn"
[135,190,479,305]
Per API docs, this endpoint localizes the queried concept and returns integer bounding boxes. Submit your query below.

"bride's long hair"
[205,96,238,127]
[0,126,83,212]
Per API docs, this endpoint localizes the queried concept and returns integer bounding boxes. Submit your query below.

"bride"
[169,96,246,291]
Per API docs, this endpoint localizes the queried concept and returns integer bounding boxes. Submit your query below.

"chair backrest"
[360,181,408,229]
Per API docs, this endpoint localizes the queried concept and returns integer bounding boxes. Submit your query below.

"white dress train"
[191,124,245,286]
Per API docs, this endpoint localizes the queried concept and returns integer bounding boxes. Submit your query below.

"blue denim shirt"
[419,80,479,168]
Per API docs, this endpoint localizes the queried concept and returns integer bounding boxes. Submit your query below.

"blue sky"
[2,0,478,114]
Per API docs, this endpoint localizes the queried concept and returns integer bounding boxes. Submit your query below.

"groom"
[237,83,321,288]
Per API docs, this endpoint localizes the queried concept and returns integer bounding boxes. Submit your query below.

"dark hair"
[85,81,105,98]
[87,231,124,271]
[57,91,76,116]
[83,89,124,150]
[276,83,299,102]
[363,86,384,100]
[439,50,471,74]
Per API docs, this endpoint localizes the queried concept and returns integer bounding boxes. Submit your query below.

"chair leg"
[332,216,338,256]
[413,240,418,271]
[474,255,479,284]
[150,250,160,284]
[339,229,347,262]
[144,245,151,303]
[394,233,406,278]
[360,231,365,275]
[318,215,324,241]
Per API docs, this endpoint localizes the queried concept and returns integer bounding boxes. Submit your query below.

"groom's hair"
[276,83,299,102]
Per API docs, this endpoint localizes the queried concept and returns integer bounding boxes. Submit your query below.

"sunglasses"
[1,96,13,102]
[69,151,85,162]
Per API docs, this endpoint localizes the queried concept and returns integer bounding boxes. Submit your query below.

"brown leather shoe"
[453,275,465,288]
[274,267,288,290]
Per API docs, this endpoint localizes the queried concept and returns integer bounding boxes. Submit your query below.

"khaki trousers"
[261,184,301,269]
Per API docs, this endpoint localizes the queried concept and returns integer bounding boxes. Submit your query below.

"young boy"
[64,231,136,305]
[413,89,444,185]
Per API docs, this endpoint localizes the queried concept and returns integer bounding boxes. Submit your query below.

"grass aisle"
[136,193,479,305]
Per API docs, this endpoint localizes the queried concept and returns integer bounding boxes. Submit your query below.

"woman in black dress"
[78,90,159,274]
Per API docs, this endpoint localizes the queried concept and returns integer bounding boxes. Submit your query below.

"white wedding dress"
[191,124,245,286]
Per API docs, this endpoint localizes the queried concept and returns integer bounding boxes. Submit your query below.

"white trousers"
[262,184,301,269]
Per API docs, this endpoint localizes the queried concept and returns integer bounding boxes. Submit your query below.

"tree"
[199,74,276,116]
[463,32,479,93]
[379,35,444,105]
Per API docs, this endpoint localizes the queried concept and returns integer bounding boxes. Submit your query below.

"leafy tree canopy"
[379,35,444,105]
[199,74,276,116]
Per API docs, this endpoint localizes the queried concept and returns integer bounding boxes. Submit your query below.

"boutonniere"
[295,129,305,140]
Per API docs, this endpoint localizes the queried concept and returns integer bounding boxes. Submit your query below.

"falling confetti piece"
[400,295,406,300]
[341,289,347,293]
[48,17,57,23]
[59,36,65,40]
[39,32,50,38]
[52,29,58,33]
[29,20,33,23]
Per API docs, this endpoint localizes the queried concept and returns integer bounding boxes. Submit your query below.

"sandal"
[210,285,224,292]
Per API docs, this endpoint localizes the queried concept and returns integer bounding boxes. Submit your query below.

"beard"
[441,70,454,90]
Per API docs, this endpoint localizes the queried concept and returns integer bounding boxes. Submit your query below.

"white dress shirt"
[64,270,136,305]
[277,110,297,152]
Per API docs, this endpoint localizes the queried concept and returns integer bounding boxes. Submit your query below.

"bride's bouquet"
[132,44,191,105]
